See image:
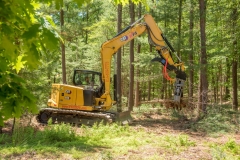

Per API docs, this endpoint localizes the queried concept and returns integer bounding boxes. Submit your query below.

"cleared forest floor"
[1,105,240,160]
[128,111,239,160]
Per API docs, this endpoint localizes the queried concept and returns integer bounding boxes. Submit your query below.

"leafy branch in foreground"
[0,0,60,126]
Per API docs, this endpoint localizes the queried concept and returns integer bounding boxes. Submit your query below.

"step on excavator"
[37,14,187,125]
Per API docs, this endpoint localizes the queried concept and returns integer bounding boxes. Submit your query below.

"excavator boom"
[100,14,186,109]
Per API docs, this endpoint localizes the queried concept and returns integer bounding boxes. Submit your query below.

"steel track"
[36,108,115,125]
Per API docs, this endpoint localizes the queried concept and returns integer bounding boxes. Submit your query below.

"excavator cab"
[73,69,103,94]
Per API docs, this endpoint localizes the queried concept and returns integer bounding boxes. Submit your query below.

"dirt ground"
[117,109,239,160]
[1,111,240,160]
[129,113,223,160]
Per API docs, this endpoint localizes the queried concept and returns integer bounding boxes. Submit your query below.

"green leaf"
[73,0,88,7]
[22,24,41,42]
[22,43,41,69]
[13,103,22,118]
[0,57,8,72]
[0,80,38,122]
[45,15,57,28]
[31,1,41,10]
[9,73,25,84]
[0,35,18,62]
[41,28,59,51]
[12,55,26,74]
[55,0,63,9]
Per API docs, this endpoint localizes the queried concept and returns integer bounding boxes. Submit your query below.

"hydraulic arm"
[100,14,186,109]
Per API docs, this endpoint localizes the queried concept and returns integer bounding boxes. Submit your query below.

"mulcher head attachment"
[174,78,185,103]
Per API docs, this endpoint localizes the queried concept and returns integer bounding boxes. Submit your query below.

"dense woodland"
[0,0,239,126]
[0,0,240,159]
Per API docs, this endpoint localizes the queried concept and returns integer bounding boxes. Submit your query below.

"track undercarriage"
[36,108,132,126]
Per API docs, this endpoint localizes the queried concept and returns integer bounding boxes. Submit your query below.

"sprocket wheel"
[38,111,51,124]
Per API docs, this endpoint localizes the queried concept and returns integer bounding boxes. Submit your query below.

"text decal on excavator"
[105,61,110,82]
[62,105,88,110]
[120,32,137,41]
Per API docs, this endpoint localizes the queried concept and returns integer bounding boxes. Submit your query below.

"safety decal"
[120,32,137,41]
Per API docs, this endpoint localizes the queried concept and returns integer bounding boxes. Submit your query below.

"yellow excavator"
[37,14,186,125]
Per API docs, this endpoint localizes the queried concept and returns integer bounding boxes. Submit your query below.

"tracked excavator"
[37,14,187,125]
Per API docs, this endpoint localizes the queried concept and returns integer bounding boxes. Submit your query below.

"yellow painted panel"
[76,88,84,106]
[59,104,94,111]
[51,84,60,104]
[48,84,94,111]
[58,85,76,106]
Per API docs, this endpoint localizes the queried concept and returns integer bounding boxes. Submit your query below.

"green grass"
[190,105,240,136]
[210,138,240,160]
[0,104,239,159]
[0,121,197,159]
[152,134,196,154]
[79,122,155,155]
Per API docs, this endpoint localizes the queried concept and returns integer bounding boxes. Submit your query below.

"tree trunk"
[232,60,238,110]
[213,73,217,103]
[161,75,166,99]
[198,0,208,113]
[219,64,223,104]
[134,3,142,107]
[147,45,153,101]
[224,58,230,100]
[61,8,67,84]
[147,80,151,101]
[128,1,135,111]
[231,7,238,111]
[188,0,194,104]
[85,5,89,44]
[143,82,146,101]
[152,81,155,99]
[177,0,183,58]
[117,4,123,112]
[216,71,219,103]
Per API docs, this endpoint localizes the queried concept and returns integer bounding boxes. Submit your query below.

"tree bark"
[161,76,167,99]
[117,4,123,112]
[224,58,230,100]
[61,8,67,84]
[219,64,223,104]
[128,1,135,111]
[232,59,238,111]
[213,73,217,103]
[231,7,238,111]
[147,81,151,101]
[188,0,194,104]
[198,0,208,113]
[177,0,183,58]
[85,4,89,44]
[147,45,153,101]
[134,3,142,107]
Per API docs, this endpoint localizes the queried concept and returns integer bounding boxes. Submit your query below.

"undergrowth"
[136,103,239,136]
[40,122,77,143]
[154,134,196,154]
[0,121,196,159]
[190,104,240,135]
[210,138,240,160]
